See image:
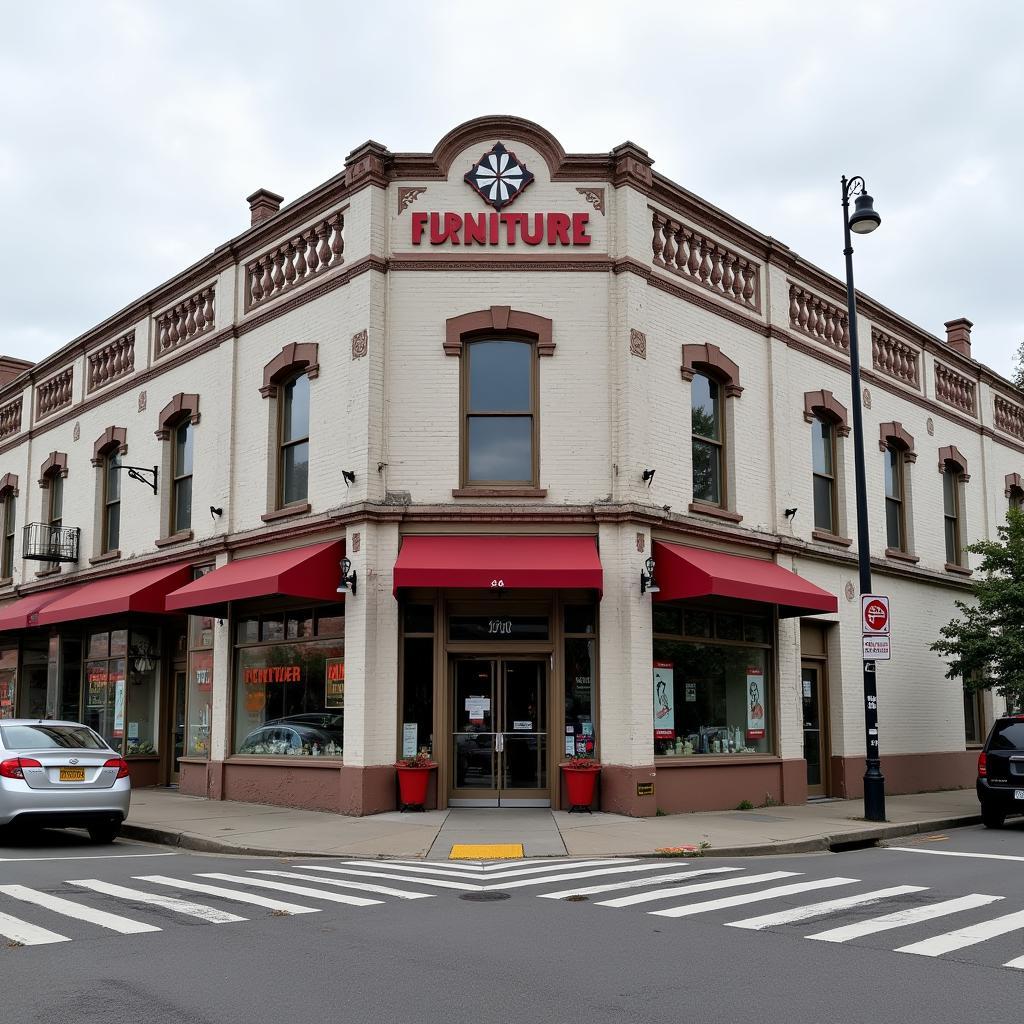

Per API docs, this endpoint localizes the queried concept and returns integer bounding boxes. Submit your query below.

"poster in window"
[192,650,213,692]
[653,661,675,739]
[325,657,345,709]
[113,676,126,739]
[0,676,13,719]
[746,667,766,740]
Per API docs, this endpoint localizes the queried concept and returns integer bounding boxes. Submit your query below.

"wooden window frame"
[811,415,838,535]
[102,450,121,555]
[277,373,311,509]
[884,445,906,552]
[691,372,725,509]
[90,428,127,562]
[878,422,917,560]
[0,489,16,580]
[155,393,200,543]
[459,335,539,490]
[171,420,194,535]
[939,446,970,571]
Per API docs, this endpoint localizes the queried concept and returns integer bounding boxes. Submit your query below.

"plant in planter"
[394,751,437,811]
[559,754,600,813]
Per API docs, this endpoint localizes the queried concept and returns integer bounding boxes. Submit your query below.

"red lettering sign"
[411,211,591,248]
[243,665,302,685]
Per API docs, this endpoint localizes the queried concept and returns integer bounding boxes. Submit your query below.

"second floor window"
[464,339,536,486]
[1,493,15,579]
[811,417,836,533]
[172,421,194,532]
[884,446,906,551]
[943,466,964,565]
[279,374,310,506]
[692,373,722,506]
[103,452,121,553]
[47,473,63,530]
[1010,486,1024,512]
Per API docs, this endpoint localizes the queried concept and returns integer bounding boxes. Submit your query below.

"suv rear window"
[988,720,1024,751]
[0,724,107,750]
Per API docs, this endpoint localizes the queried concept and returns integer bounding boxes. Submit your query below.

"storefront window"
[564,604,596,757]
[400,604,434,759]
[0,644,16,719]
[19,636,48,719]
[653,607,772,757]
[233,604,344,757]
[59,636,82,722]
[126,628,160,754]
[186,569,215,758]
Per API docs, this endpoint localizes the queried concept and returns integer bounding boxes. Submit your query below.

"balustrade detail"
[155,286,216,359]
[88,332,135,392]
[36,367,73,420]
[788,283,849,352]
[934,362,977,416]
[650,210,759,310]
[245,210,346,312]
[871,328,919,388]
[994,395,1024,440]
[0,396,22,441]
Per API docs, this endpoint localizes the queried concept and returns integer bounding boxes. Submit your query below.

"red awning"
[166,540,344,612]
[652,541,837,617]
[0,585,88,632]
[392,535,603,595]
[35,563,194,626]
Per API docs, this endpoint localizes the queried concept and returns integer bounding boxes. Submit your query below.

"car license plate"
[1015,789,1024,801]
[59,768,86,782]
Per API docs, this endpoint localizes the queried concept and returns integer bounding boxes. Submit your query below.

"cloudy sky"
[1,1,1021,376]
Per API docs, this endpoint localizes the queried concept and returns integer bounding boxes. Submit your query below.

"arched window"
[692,373,723,506]
[280,373,310,506]
[939,446,970,570]
[172,420,194,532]
[879,422,916,558]
[92,427,127,558]
[463,338,536,486]
[155,393,200,541]
[0,477,17,580]
[803,390,850,543]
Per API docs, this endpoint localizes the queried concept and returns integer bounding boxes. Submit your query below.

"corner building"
[0,116,1012,815]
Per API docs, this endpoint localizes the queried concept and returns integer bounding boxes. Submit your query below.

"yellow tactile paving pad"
[449,843,524,860]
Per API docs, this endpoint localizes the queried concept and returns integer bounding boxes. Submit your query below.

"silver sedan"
[0,720,131,843]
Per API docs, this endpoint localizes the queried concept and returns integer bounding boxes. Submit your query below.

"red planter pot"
[396,765,435,810]
[561,765,600,812]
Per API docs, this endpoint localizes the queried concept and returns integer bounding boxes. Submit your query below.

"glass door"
[449,657,549,807]
[802,662,827,796]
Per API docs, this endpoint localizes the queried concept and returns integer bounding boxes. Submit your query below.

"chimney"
[945,317,973,359]
[246,188,284,227]
[0,356,33,389]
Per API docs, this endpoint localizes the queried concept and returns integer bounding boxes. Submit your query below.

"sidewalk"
[121,787,981,860]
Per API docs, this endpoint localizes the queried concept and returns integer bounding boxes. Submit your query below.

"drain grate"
[459,892,511,902]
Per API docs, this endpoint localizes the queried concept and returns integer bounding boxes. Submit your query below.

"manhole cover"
[565,894,588,902]
[459,892,511,902]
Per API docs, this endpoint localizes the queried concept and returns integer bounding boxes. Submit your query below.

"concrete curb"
[122,812,982,861]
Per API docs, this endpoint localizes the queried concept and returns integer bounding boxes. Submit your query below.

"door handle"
[495,733,504,753]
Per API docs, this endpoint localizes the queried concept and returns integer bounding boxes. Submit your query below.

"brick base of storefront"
[830,750,976,800]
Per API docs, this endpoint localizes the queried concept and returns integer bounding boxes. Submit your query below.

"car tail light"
[103,758,130,779]
[978,751,987,778]
[0,756,42,780]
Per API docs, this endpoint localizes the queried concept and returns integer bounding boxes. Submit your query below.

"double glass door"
[450,658,548,806]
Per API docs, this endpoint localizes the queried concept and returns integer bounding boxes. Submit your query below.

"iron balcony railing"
[23,522,80,563]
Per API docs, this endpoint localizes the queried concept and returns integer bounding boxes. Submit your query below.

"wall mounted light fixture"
[642,468,656,487]
[640,556,660,595]
[342,470,356,486]
[784,507,798,519]
[112,464,158,494]
[210,506,224,519]
[337,557,358,596]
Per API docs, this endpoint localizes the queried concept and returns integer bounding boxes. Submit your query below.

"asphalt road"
[1,821,1023,1024]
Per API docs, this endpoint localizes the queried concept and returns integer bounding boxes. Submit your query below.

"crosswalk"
[0,855,1022,970]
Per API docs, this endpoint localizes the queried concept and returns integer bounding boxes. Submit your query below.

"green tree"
[932,507,1024,708]
[1013,340,1024,392]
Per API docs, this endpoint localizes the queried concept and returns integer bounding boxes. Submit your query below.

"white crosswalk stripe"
[0,884,160,934]
[67,879,247,924]
[539,867,739,899]
[293,866,483,891]
[725,885,927,931]
[807,894,1004,944]
[248,870,434,899]
[197,873,384,906]
[342,858,638,881]
[597,870,800,908]
[895,907,1024,958]
[0,909,70,946]
[136,876,322,914]
[650,877,857,918]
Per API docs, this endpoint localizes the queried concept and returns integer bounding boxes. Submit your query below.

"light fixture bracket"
[114,465,158,494]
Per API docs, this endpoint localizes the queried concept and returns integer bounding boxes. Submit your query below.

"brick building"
[0,115,1012,815]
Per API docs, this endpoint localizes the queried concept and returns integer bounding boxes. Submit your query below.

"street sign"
[862,594,890,634]
[863,634,891,661]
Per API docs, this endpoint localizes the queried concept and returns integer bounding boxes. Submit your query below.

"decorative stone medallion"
[352,329,368,360]
[138,390,147,412]
[464,142,534,211]
[862,387,871,409]
[845,580,856,602]
[352,532,361,554]
[636,532,645,552]
[926,417,935,436]
[629,329,647,359]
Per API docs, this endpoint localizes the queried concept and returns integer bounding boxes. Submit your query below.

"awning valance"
[652,541,837,617]
[392,535,603,596]
[166,540,344,613]
[0,585,87,632]
[36,563,193,626]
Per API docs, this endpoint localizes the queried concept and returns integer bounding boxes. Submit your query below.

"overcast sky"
[1,1,1021,377]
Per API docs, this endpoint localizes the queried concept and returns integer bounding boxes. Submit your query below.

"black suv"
[977,715,1024,828]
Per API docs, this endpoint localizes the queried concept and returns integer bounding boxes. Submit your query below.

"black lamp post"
[841,174,885,822]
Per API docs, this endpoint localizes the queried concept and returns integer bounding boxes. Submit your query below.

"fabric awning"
[36,563,194,626]
[0,585,87,632]
[165,540,344,612]
[652,541,837,617]
[392,535,603,595]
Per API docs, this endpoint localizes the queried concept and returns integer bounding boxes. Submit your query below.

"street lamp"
[841,174,885,822]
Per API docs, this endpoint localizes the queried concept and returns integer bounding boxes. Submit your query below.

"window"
[884,445,906,551]
[964,683,984,745]
[1010,487,1024,512]
[172,420,193,532]
[811,417,836,533]
[943,466,963,565]
[692,373,723,506]
[186,565,215,757]
[400,603,434,759]
[1,491,15,579]
[279,374,310,506]
[653,606,772,757]
[565,604,597,758]
[48,472,63,530]
[233,604,344,757]
[102,450,121,553]
[463,339,536,486]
